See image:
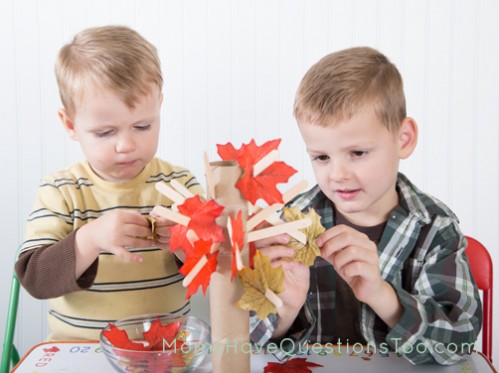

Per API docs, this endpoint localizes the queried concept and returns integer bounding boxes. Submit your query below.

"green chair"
[1,272,20,373]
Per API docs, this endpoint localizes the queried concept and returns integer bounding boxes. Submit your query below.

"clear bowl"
[100,314,210,373]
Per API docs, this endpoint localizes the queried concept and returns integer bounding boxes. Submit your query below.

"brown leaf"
[236,251,285,319]
[282,207,325,266]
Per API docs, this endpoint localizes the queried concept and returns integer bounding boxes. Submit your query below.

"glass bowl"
[100,314,210,373]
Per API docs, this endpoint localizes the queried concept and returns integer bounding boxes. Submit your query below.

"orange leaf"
[230,210,245,281]
[217,139,297,205]
[102,324,148,351]
[179,239,219,298]
[143,318,183,350]
[237,161,296,205]
[263,357,324,373]
[177,195,225,243]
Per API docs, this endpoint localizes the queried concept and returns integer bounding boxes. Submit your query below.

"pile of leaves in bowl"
[102,317,195,372]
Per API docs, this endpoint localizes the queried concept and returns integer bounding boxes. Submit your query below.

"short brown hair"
[55,25,163,117]
[294,47,406,132]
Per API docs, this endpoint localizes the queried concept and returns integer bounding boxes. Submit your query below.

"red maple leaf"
[217,139,297,205]
[102,324,149,351]
[168,224,193,252]
[176,195,225,243]
[103,320,188,371]
[143,318,183,350]
[179,239,219,298]
[230,210,245,280]
[263,357,324,373]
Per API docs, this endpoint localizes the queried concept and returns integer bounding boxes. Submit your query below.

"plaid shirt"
[250,173,482,365]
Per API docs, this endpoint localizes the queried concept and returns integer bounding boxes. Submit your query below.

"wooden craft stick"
[264,288,283,308]
[247,218,312,242]
[186,229,199,245]
[287,229,307,245]
[282,180,308,203]
[183,255,208,287]
[170,179,195,199]
[151,205,190,226]
[227,216,234,244]
[204,152,216,199]
[253,149,279,177]
[234,243,244,271]
[156,182,185,204]
[246,203,283,231]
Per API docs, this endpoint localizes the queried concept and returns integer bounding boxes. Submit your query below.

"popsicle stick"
[265,288,283,308]
[186,229,199,245]
[151,205,190,226]
[247,218,312,242]
[227,215,234,244]
[204,152,216,199]
[170,179,195,199]
[287,229,307,245]
[183,255,208,287]
[246,203,283,231]
[234,243,243,271]
[156,182,185,204]
[253,149,279,177]
[282,180,308,203]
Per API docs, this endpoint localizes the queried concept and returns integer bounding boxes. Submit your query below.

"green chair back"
[1,272,20,373]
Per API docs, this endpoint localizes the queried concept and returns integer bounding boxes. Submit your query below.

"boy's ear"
[58,109,78,140]
[398,117,418,159]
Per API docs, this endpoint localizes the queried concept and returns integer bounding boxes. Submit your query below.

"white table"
[12,341,496,373]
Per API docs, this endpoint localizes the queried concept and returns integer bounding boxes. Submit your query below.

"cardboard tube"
[208,161,250,373]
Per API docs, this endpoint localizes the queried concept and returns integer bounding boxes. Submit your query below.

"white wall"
[1,0,498,362]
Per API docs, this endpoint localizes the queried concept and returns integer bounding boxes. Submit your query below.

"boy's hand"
[255,234,310,338]
[151,216,175,251]
[78,210,153,263]
[317,224,383,304]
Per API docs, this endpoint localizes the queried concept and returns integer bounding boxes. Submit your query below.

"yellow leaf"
[282,207,325,266]
[236,251,285,319]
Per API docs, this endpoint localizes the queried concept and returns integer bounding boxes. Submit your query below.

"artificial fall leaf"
[282,207,325,266]
[230,210,245,281]
[263,357,324,373]
[176,195,225,243]
[217,139,297,205]
[168,224,192,252]
[143,318,183,350]
[217,138,281,165]
[103,319,189,372]
[179,239,219,298]
[236,251,285,319]
[102,324,148,351]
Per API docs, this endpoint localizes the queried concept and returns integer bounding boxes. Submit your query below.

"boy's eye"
[95,130,113,138]
[313,155,329,162]
[135,124,152,131]
[351,150,367,158]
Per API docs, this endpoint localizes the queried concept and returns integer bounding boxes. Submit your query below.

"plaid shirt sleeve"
[381,225,482,365]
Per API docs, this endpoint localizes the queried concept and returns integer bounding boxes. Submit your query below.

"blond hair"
[294,47,406,132]
[55,25,163,117]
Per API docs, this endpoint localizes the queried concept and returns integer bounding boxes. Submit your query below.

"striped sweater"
[16,158,204,340]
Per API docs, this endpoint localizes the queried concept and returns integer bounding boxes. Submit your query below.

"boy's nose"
[115,134,136,154]
[330,159,349,182]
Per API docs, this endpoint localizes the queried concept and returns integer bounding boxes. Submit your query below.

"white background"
[1,0,498,363]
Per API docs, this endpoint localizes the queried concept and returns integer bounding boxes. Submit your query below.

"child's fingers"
[319,225,372,258]
[253,234,290,249]
[332,244,377,273]
[258,246,294,261]
[111,246,144,263]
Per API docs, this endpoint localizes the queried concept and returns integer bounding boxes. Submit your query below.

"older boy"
[251,47,482,365]
[15,25,204,340]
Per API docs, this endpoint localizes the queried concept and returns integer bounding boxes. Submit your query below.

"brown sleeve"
[15,230,99,299]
